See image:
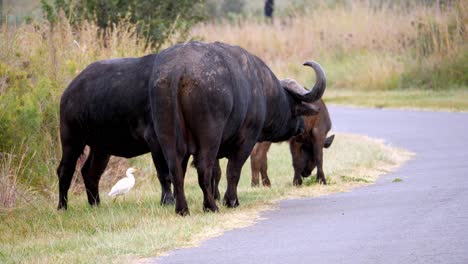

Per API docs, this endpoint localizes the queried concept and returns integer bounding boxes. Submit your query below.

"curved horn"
[301,60,326,102]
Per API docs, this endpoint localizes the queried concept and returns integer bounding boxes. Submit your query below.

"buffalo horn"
[301,61,326,102]
[281,61,326,103]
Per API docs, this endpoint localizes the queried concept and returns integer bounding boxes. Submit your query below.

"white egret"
[108,167,137,201]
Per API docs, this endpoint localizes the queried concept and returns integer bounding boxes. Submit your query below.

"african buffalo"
[250,99,334,187]
[150,41,326,215]
[57,54,175,210]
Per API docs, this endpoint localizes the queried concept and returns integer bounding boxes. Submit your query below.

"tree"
[41,0,206,49]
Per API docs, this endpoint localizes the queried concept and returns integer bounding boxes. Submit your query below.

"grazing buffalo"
[150,41,326,215]
[250,99,334,187]
[57,54,176,210]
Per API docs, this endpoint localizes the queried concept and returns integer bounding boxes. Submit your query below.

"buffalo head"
[268,61,326,142]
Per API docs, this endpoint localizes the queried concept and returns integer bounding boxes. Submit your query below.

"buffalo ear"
[324,134,335,148]
[294,102,320,116]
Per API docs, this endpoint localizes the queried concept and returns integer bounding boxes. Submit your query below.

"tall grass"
[0,15,150,204]
[192,0,467,90]
[0,144,36,210]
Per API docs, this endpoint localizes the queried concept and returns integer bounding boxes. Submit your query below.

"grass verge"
[325,88,468,112]
[0,133,412,263]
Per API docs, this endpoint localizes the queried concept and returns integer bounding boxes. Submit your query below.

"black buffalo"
[150,41,326,215]
[57,54,175,209]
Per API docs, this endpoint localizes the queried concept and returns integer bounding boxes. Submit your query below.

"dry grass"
[0,153,21,209]
[2,16,150,87]
[324,88,468,112]
[192,1,467,90]
[195,5,415,58]
[0,16,151,200]
[0,144,36,211]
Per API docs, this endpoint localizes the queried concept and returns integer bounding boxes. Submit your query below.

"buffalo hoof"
[161,193,175,206]
[175,207,190,216]
[203,203,219,213]
[262,178,271,187]
[251,181,260,187]
[87,197,100,207]
[316,178,327,185]
[223,197,239,208]
[57,202,67,210]
[293,178,303,186]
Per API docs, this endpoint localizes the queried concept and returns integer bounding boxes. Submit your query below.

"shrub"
[40,0,206,49]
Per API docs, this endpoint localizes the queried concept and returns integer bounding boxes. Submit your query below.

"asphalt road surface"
[151,106,468,264]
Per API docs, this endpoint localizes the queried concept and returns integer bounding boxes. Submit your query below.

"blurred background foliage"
[0,0,467,208]
[39,0,206,49]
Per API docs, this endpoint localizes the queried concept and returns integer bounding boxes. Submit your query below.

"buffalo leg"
[313,140,326,185]
[224,143,255,208]
[250,142,271,187]
[194,149,219,212]
[151,152,175,205]
[251,166,260,187]
[250,144,261,187]
[313,129,327,185]
[57,143,85,210]
[145,128,177,206]
[172,156,190,216]
[167,152,190,214]
[289,139,305,186]
[260,153,271,187]
[81,149,110,206]
[224,160,242,207]
[212,160,221,200]
[150,129,189,215]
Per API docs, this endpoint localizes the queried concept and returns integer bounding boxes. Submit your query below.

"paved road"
[151,106,468,264]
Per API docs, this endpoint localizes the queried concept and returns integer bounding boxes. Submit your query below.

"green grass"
[340,176,372,183]
[324,88,468,112]
[278,46,468,112]
[0,134,411,263]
